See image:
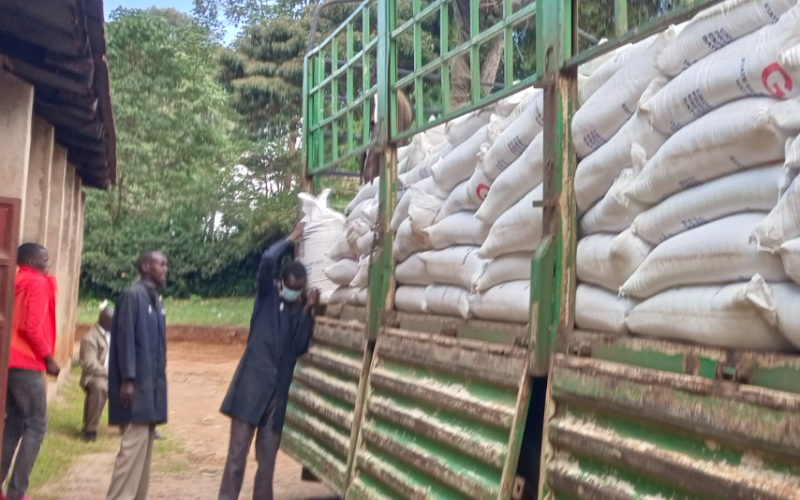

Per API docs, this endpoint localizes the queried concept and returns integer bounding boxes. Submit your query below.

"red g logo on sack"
[476,183,490,201]
[762,62,793,98]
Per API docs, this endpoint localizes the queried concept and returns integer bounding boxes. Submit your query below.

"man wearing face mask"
[218,221,320,500]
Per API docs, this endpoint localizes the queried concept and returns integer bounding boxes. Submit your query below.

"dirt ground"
[39,342,338,500]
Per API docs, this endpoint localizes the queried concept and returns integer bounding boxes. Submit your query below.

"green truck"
[282,0,800,498]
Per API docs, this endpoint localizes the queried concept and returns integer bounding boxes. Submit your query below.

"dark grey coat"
[108,280,168,425]
[220,238,314,430]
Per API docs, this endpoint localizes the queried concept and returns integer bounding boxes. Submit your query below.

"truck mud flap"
[347,327,531,500]
[542,331,800,500]
[282,316,370,496]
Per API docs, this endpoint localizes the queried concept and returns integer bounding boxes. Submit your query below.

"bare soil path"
[38,342,337,500]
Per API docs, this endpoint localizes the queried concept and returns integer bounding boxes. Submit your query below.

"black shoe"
[83,432,97,442]
[154,430,166,440]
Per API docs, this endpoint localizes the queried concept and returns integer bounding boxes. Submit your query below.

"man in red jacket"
[0,243,61,500]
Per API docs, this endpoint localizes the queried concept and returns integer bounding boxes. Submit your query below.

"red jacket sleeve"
[20,279,54,359]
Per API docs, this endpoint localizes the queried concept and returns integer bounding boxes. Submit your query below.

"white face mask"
[281,281,303,302]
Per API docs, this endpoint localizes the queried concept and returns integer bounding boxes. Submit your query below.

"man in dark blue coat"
[218,222,319,500]
[106,250,168,500]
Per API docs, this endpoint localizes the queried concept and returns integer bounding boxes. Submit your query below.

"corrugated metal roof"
[0,0,116,189]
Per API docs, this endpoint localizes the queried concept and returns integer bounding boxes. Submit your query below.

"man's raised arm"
[256,221,307,293]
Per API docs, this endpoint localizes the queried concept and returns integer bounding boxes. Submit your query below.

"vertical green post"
[362,6,371,148]
[440,2,450,116]
[470,0,481,103]
[413,0,424,128]
[316,54,326,168]
[347,22,355,152]
[366,0,397,341]
[615,0,629,35]
[332,38,340,161]
[302,56,310,176]
[504,0,514,88]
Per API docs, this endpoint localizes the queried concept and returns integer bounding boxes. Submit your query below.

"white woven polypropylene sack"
[346,180,380,215]
[407,133,431,170]
[394,218,431,262]
[408,187,445,234]
[425,212,491,250]
[627,97,800,204]
[626,275,795,351]
[400,150,440,186]
[425,122,448,146]
[393,178,448,231]
[494,87,537,117]
[657,0,797,77]
[580,167,651,236]
[395,286,429,314]
[476,132,545,225]
[395,254,431,286]
[324,258,359,286]
[641,7,800,133]
[350,256,370,288]
[753,171,800,252]
[353,287,368,306]
[446,108,493,147]
[398,144,412,162]
[470,281,531,323]
[419,246,489,290]
[778,238,800,284]
[575,284,638,334]
[327,229,357,261]
[579,35,657,105]
[474,252,533,293]
[768,283,800,349]
[424,285,471,319]
[329,286,357,305]
[347,198,379,226]
[432,125,492,191]
[574,109,669,213]
[298,190,347,303]
[572,28,676,159]
[622,213,787,298]
[479,185,544,259]
[345,220,371,252]
[436,181,481,223]
[481,91,545,179]
[576,230,652,292]
[632,164,783,245]
[354,231,373,256]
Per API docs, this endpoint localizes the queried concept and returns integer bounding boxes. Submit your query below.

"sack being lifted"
[298,190,346,304]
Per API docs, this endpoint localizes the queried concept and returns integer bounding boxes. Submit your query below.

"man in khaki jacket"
[80,307,113,442]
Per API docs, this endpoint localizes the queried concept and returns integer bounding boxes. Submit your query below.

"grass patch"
[78,296,254,328]
[28,365,187,496]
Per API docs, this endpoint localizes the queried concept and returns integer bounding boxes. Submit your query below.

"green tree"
[82,8,296,299]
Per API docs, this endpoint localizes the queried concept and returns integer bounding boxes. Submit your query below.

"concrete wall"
[0,67,87,395]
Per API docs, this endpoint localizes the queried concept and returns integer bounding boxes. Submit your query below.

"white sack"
[354,231,373,256]
[657,0,797,77]
[436,181,481,223]
[395,254,431,286]
[778,238,800,284]
[474,252,533,293]
[391,189,413,231]
[353,287,368,306]
[395,286,429,314]
[393,178,449,231]
[329,286,357,305]
[641,7,800,133]
[398,144,411,162]
[346,181,380,215]
[574,109,669,213]
[419,247,489,290]
[347,198,379,226]
[298,190,347,303]
[494,87,537,117]
[408,188,445,235]
[394,218,431,262]
[432,125,491,191]
[425,212,490,249]
[479,185,544,259]
[324,258,359,286]
[632,164,783,245]
[580,167,650,236]
[327,229,358,261]
[579,35,657,105]
[446,108,493,147]
[476,132,545,225]
[424,285,471,319]
[621,213,787,298]
[481,91,545,180]
[469,281,531,323]
[407,133,431,170]
[752,170,800,252]
[398,156,410,174]
[425,123,448,147]
[572,28,676,159]
[626,275,794,351]
[399,149,441,186]
[345,220,371,253]
[576,230,652,292]
[350,257,370,288]
[575,284,638,334]
[627,97,800,204]
[768,283,800,349]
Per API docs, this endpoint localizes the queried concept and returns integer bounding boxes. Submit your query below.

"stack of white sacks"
[575,0,800,351]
